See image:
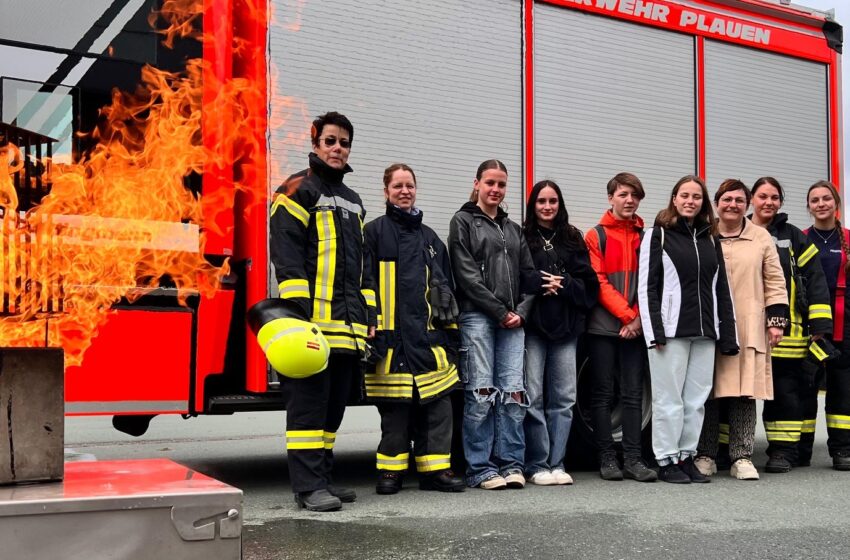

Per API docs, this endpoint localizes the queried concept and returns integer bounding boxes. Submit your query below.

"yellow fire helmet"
[247,299,330,378]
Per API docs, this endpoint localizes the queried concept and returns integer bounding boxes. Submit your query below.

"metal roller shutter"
[534,4,696,232]
[269,0,523,241]
[704,41,829,228]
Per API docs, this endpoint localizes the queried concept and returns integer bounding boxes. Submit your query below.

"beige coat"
[713,220,788,399]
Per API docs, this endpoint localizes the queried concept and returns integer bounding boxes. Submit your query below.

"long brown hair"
[655,175,717,234]
[808,179,850,273]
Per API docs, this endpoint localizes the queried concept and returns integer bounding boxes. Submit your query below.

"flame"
[0,0,270,365]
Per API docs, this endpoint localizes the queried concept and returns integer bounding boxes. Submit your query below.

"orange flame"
[0,0,269,365]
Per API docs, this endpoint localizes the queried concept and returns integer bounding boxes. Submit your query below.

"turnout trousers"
[375,393,454,474]
[283,354,358,494]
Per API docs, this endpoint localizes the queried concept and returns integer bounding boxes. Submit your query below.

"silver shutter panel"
[705,40,829,228]
[269,0,523,241]
[534,5,696,232]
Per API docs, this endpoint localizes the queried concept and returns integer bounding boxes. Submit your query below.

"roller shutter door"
[269,0,523,241]
[534,4,696,232]
[705,41,829,228]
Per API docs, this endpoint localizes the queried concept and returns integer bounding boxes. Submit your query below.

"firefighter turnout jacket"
[764,213,832,359]
[270,152,376,355]
[362,203,460,402]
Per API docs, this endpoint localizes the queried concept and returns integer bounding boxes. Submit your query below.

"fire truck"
[0,0,843,454]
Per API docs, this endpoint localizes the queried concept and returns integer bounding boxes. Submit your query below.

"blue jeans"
[459,311,527,487]
[523,334,577,475]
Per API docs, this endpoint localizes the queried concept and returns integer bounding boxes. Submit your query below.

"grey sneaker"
[599,453,623,481]
[623,458,658,482]
[503,471,526,489]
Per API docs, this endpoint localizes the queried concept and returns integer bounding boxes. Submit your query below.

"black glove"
[429,277,459,325]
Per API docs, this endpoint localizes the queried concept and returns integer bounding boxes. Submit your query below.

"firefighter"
[748,177,832,474]
[804,180,850,471]
[362,163,465,494]
[269,112,376,511]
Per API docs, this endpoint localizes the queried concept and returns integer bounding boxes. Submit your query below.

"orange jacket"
[584,210,644,336]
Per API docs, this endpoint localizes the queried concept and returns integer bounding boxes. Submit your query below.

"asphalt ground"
[66,403,849,560]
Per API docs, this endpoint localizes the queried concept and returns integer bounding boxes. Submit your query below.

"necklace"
[539,230,556,250]
[813,227,837,244]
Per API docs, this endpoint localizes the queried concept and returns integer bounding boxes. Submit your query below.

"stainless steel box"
[0,347,64,485]
[0,458,242,559]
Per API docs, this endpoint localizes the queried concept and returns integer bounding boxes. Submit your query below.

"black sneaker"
[623,458,658,482]
[679,457,711,483]
[765,453,792,474]
[833,451,850,471]
[419,469,466,492]
[658,463,691,484]
[376,472,403,495]
[294,489,342,511]
[327,485,357,502]
[599,453,623,481]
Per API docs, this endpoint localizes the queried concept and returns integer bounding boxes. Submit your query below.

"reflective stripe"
[415,454,451,473]
[808,303,832,320]
[325,334,359,351]
[764,420,802,442]
[771,346,808,359]
[789,275,803,339]
[315,194,364,215]
[719,423,729,444]
[362,288,376,307]
[766,431,801,442]
[431,346,448,372]
[286,429,325,450]
[272,194,309,228]
[65,400,187,414]
[377,452,410,471]
[263,325,308,353]
[797,243,819,267]
[279,278,310,299]
[324,431,336,450]
[826,414,850,430]
[379,261,396,331]
[801,419,817,433]
[313,211,336,321]
[425,267,434,331]
[418,366,460,400]
[810,342,828,361]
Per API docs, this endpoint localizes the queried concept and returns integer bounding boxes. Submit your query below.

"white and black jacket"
[637,218,738,354]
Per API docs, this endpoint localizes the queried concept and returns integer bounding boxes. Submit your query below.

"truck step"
[206,393,285,413]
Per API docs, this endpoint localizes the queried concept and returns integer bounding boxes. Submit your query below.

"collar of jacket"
[672,216,711,237]
[308,152,353,184]
[599,209,644,230]
[746,211,788,235]
[458,200,508,223]
[386,202,423,228]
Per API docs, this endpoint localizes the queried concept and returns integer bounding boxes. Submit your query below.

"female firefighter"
[745,177,832,475]
[362,163,465,494]
[804,180,850,471]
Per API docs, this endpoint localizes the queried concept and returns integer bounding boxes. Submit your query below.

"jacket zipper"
[692,224,708,337]
[481,213,515,310]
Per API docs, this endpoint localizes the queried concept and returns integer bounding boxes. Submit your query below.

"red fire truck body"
[0,0,844,438]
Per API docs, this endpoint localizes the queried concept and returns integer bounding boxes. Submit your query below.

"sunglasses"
[320,136,351,149]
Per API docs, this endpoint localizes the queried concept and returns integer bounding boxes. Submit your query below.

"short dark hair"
[311,111,354,147]
[752,176,784,203]
[714,179,751,205]
[606,172,645,200]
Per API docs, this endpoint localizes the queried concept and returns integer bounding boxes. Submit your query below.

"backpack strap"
[594,225,607,256]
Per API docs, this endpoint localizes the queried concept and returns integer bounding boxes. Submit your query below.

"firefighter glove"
[429,277,459,324]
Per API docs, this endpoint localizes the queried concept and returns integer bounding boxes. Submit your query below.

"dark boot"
[376,471,404,495]
[833,451,850,471]
[327,485,357,502]
[294,489,342,511]
[658,463,691,484]
[623,458,658,482]
[679,457,711,483]
[599,452,623,481]
[765,453,792,474]
[419,469,466,492]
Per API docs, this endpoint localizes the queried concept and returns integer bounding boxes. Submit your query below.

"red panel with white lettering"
[543,0,832,63]
[65,309,193,415]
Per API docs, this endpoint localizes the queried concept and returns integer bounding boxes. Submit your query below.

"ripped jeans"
[459,311,527,487]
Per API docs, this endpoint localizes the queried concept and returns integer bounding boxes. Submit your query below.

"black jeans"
[587,334,646,459]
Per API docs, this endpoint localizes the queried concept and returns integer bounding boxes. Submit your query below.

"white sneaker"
[529,470,558,486]
[731,458,760,480]
[503,471,526,489]
[694,455,717,476]
[551,468,574,485]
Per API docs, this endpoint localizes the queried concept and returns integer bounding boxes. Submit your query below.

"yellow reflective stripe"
[323,431,336,450]
[789,276,804,339]
[425,267,435,331]
[272,194,310,228]
[415,454,451,473]
[764,421,803,430]
[278,279,310,299]
[810,342,829,361]
[286,429,325,450]
[379,261,396,331]
[766,431,801,442]
[801,419,817,433]
[826,414,850,430]
[325,335,358,351]
[377,452,410,471]
[808,304,832,320]
[443,322,458,330]
[371,348,395,376]
[362,288,376,307]
[797,243,819,267]
[772,347,808,359]
[351,323,368,338]
[431,346,448,372]
[365,372,414,386]
[418,367,460,400]
[313,211,336,321]
[366,387,414,399]
[719,423,729,444]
